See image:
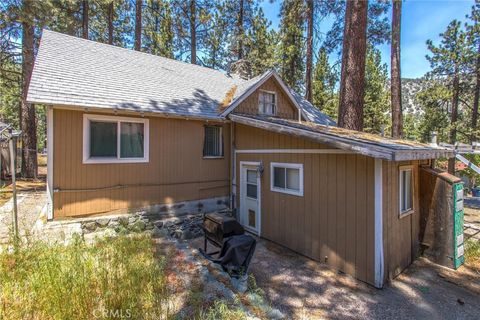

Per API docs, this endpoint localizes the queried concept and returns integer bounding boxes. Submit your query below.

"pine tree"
[134,0,142,51]
[363,45,390,134]
[203,2,229,69]
[338,0,368,130]
[427,20,468,173]
[244,7,278,76]
[312,47,337,119]
[143,0,174,58]
[466,0,480,142]
[391,0,402,138]
[278,0,305,92]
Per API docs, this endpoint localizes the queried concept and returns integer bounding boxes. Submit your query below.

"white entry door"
[240,162,261,235]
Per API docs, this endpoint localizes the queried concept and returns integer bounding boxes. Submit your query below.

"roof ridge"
[41,29,238,82]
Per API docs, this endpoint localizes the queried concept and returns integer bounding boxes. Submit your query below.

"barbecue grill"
[202,212,244,255]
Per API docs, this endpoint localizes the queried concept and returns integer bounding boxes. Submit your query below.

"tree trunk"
[338,0,368,131]
[21,0,38,179]
[305,0,314,103]
[391,0,402,138]
[82,0,89,39]
[107,1,114,45]
[448,70,460,174]
[190,0,197,64]
[134,0,142,51]
[237,0,244,60]
[472,42,480,143]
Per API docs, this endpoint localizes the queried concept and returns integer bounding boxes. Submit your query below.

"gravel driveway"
[249,238,480,320]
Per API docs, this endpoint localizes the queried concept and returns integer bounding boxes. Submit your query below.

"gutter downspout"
[230,122,237,213]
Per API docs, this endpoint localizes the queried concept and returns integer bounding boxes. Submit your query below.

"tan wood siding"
[234,127,376,285]
[53,108,230,218]
[235,124,329,150]
[233,77,298,119]
[382,160,420,280]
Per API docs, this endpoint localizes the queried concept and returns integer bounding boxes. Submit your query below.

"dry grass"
[465,239,480,271]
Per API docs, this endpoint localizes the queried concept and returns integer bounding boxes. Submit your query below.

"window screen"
[400,169,413,214]
[90,121,117,157]
[203,126,223,157]
[120,122,144,158]
[271,163,303,196]
[259,91,276,115]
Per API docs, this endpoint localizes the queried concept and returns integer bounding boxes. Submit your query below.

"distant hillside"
[401,78,428,115]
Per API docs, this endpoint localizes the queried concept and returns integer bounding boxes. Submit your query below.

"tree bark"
[107,1,114,45]
[21,0,38,179]
[448,70,460,174]
[237,0,244,60]
[338,0,368,131]
[190,0,197,64]
[82,0,89,39]
[472,42,480,143]
[391,0,403,138]
[134,0,142,51]
[305,0,314,103]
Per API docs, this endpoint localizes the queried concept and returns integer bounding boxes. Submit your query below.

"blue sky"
[260,0,474,79]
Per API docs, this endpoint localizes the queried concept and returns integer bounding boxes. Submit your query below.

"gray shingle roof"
[28,30,334,125]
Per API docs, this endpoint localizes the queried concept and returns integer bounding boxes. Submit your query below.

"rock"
[96,218,110,227]
[154,221,164,228]
[104,228,117,238]
[145,223,154,230]
[130,220,146,232]
[266,308,285,320]
[128,216,138,224]
[181,230,193,240]
[83,222,97,231]
[163,220,175,228]
[457,298,465,305]
[231,275,248,293]
[108,220,120,227]
[152,226,169,238]
[174,230,183,239]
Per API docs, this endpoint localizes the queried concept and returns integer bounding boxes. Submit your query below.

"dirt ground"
[248,238,479,320]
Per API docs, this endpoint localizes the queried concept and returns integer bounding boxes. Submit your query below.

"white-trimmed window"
[203,126,223,158]
[399,166,413,216]
[83,114,149,164]
[271,162,303,196]
[259,90,276,115]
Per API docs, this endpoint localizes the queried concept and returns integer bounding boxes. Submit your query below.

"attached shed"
[229,114,453,287]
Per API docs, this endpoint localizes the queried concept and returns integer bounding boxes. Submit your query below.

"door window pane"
[120,122,144,158]
[248,209,256,228]
[273,167,285,188]
[90,121,117,157]
[247,184,257,199]
[247,170,257,184]
[286,168,300,191]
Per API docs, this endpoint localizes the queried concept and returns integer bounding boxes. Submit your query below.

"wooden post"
[9,136,18,239]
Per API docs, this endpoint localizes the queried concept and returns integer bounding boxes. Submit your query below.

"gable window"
[399,166,413,216]
[203,126,223,158]
[83,114,149,164]
[271,162,303,196]
[259,90,276,115]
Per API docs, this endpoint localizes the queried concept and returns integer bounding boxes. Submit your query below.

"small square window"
[271,163,303,196]
[399,167,413,216]
[259,91,276,115]
[203,126,223,157]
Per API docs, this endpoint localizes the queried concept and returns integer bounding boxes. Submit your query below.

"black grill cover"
[211,234,256,276]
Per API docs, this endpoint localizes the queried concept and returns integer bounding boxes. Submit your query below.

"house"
[27,30,454,288]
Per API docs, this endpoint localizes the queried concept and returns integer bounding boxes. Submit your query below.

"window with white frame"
[83,114,149,164]
[399,166,413,216]
[271,162,303,196]
[259,91,276,115]
[203,126,223,157]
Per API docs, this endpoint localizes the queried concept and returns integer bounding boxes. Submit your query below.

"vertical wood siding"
[234,126,376,285]
[382,160,420,280]
[233,77,299,119]
[53,108,230,218]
